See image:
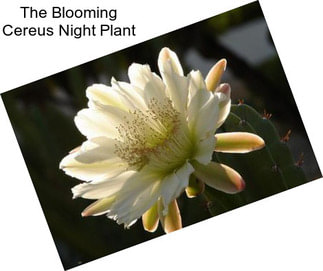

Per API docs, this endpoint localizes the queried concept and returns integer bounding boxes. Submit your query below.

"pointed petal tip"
[158,47,183,76]
[158,47,173,67]
[143,224,158,233]
[143,223,159,233]
[206,59,228,91]
[110,76,118,85]
[143,227,157,233]
[158,199,182,234]
[81,207,92,217]
[159,47,171,57]
[218,58,227,70]
[216,83,231,96]
[71,185,83,199]
[59,154,70,170]
[59,161,64,170]
[215,132,265,154]
[59,155,75,171]
[81,197,116,217]
[245,134,265,152]
[192,161,245,194]
[252,137,265,151]
[239,177,246,192]
[142,203,159,233]
[69,146,81,154]
[222,164,245,193]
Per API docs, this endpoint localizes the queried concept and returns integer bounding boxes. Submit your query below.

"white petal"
[196,94,220,135]
[114,182,161,227]
[160,161,194,214]
[158,199,182,233]
[187,70,213,136]
[192,161,245,194]
[128,64,164,91]
[74,108,120,138]
[194,133,216,165]
[215,132,265,153]
[61,156,126,182]
[107,167,163,226]
[73,137,117,163]
[158,48,189,113]
[128,63,168,105]
[187,71,221,143]
[214,83,231,128]
[86,84,129,111]
[158,47,183,76]
[205,59,227,91]
[72,170,136,199]
[81,197,116,217]
[60,137,127,182]
[142,202,159,232]
[111,78,147,111]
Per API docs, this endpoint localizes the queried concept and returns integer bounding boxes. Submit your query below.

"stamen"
[114,97,189,171]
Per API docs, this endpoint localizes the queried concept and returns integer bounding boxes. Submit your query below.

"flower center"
[114,97,192,172]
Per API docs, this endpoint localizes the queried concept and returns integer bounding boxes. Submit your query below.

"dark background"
[1,2,321,270]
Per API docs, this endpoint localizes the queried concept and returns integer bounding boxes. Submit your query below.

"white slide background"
[0,0,322,270]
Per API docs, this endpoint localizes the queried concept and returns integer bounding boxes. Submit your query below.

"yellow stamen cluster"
[114,97,184,170]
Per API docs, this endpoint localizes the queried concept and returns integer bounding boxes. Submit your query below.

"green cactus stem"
[203,103,307,216]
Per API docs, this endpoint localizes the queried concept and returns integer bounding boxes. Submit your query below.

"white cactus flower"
[60,47,264,233]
